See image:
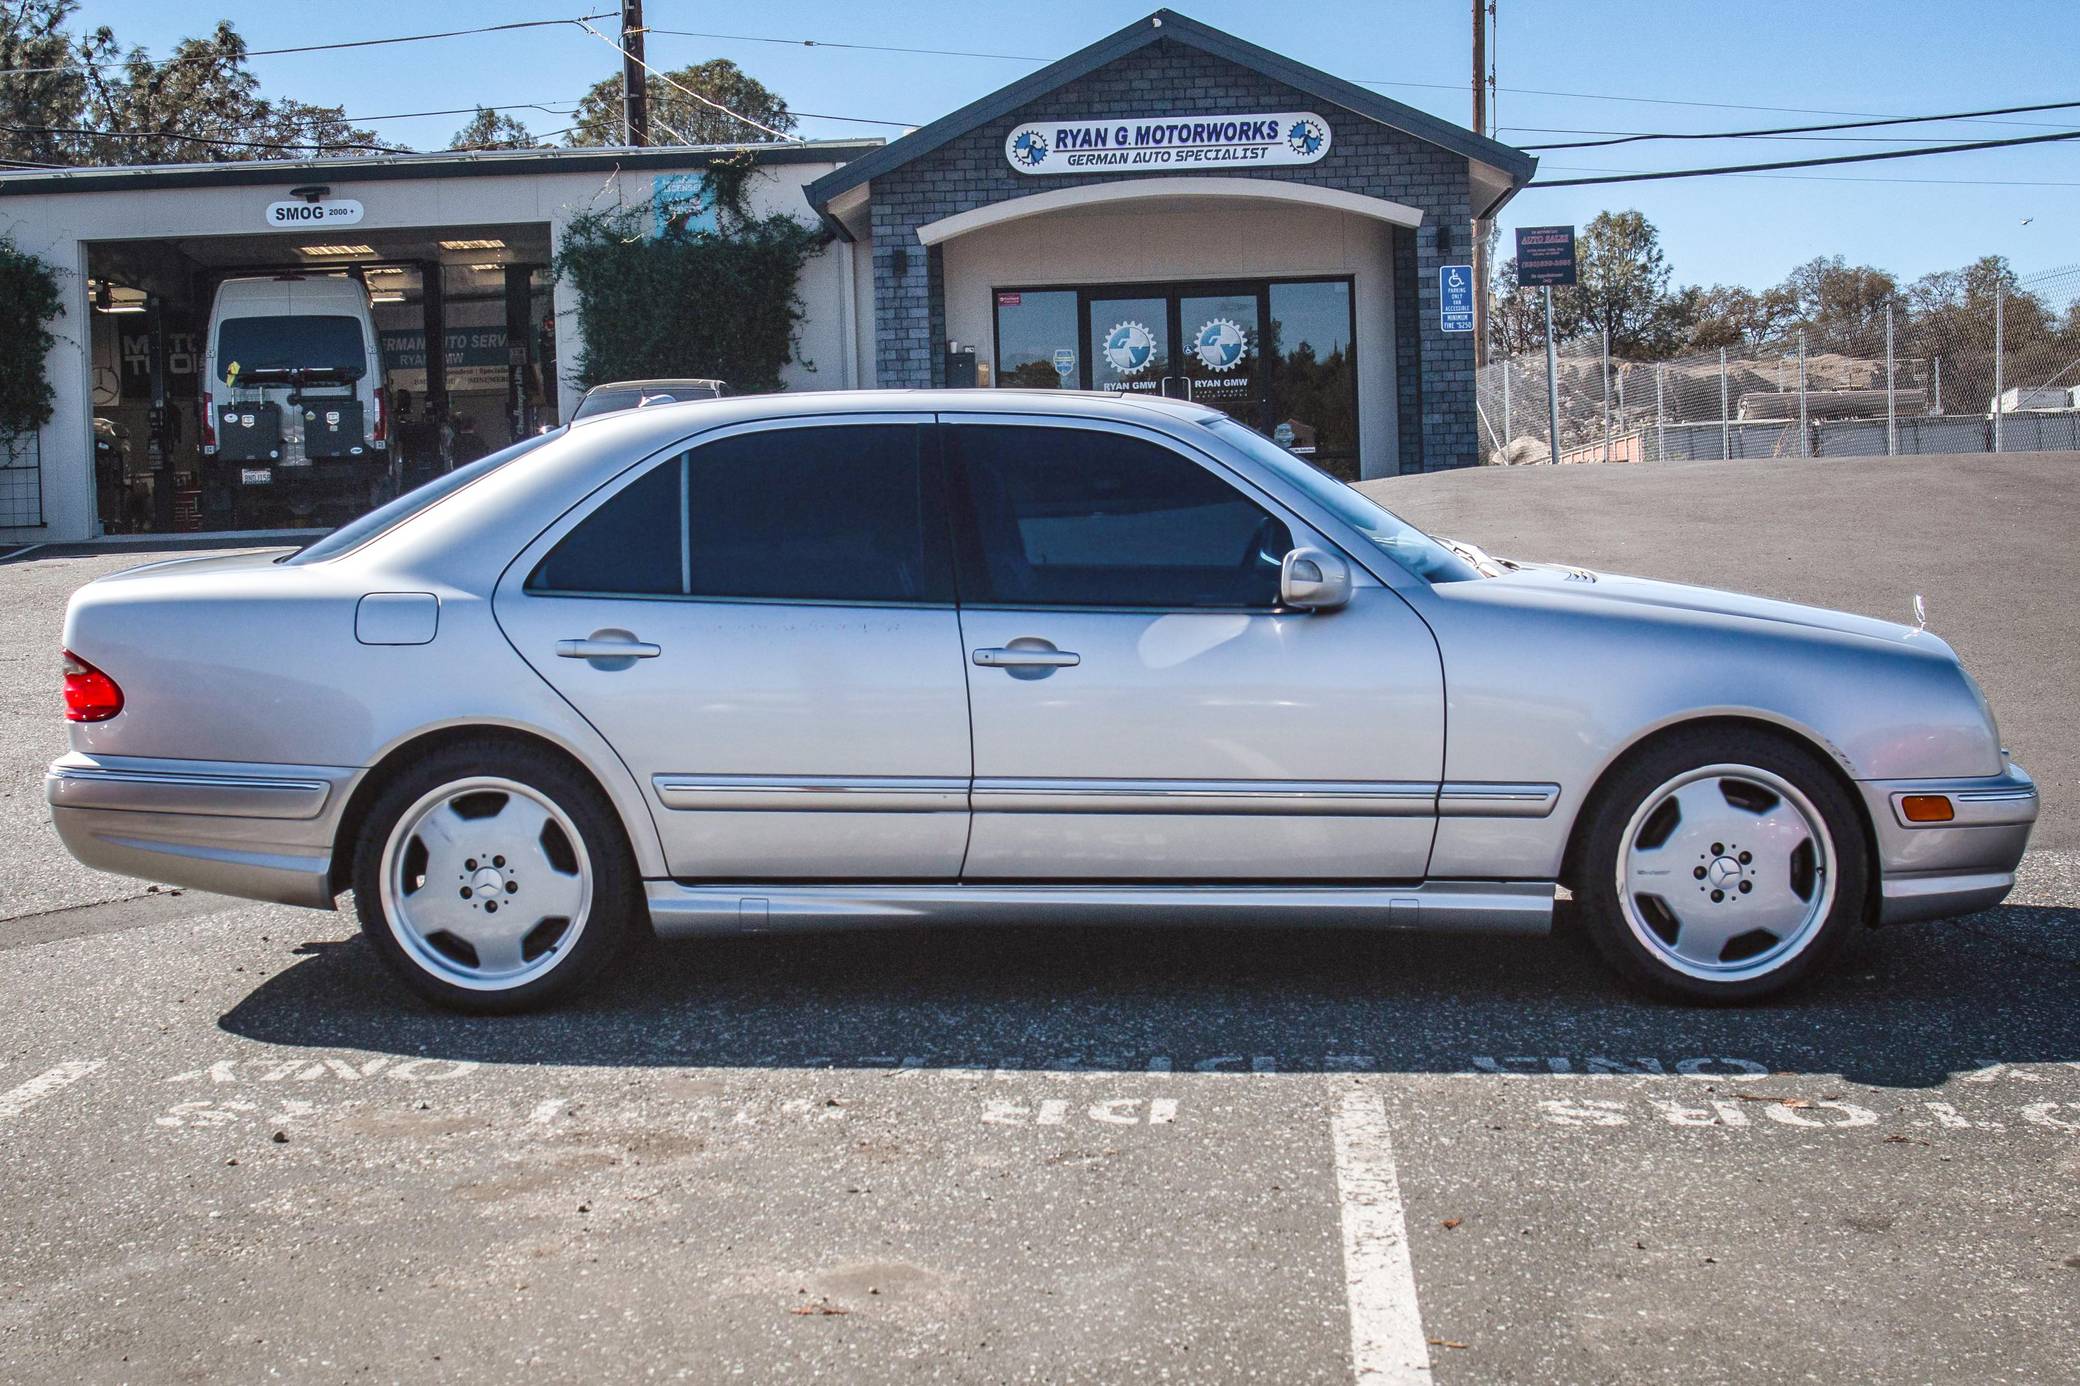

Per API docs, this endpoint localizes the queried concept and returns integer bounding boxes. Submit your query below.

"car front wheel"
[351,742,638,1012]
[1575,729,1870,1003]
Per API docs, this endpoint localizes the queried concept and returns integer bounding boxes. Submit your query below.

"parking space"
[2,457,2076,1382]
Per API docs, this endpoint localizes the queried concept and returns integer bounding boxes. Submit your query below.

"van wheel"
[351,742,639,1012]
[1574,729,1869,1003]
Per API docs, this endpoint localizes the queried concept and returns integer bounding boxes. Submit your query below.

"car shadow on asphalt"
[217,902,2080,1090]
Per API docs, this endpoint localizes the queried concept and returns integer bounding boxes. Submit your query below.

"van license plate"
[240,468,272,485]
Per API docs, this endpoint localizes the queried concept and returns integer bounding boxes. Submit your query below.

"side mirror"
[1280,546,1352,611]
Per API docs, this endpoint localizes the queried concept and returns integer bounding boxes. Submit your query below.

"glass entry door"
[1087,295,1171,398]
[1178,290,1261,421]
[995,278,1356,474]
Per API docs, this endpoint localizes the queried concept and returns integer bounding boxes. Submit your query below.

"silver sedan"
[47,391,2037,1010]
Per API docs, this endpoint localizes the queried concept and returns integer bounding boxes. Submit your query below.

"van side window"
[946,425,1293,608]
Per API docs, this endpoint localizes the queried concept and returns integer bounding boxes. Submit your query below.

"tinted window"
[687,425,945,602]
[529,424,948,603]
[215,314,367,383]
[948,425,1292,608]
[528,455,684,595]
[285,430,560,565]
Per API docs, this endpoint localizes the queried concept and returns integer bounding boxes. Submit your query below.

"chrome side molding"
[644,879,1556,938]
[653,774,968,813]
[970,778,1439,816]
[1436,783,1561,818]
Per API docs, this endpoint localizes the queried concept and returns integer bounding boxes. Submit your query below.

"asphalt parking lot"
[2,454,2076,1384]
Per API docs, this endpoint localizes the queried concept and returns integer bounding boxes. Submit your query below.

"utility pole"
[621,0,649,148]
[1543,285,1560,465]
[1470,0,1488,367]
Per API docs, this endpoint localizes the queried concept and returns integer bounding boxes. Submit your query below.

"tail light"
[373,385,388,444]
[61,650,123,722]
[201,390,217,452]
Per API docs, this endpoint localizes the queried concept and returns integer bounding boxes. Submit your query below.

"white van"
[201,273,389,524]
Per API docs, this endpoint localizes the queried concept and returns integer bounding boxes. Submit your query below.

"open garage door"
[84,221,554,536]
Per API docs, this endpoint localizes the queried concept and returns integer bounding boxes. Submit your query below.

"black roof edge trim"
[0,140,882,199]
[803,8,1533,214]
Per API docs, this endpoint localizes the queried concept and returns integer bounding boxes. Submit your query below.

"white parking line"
[1332,1091,1431,1383]
[0,1060,103,1122]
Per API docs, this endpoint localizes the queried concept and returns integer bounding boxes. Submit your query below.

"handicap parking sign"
[1439,265,1474,333]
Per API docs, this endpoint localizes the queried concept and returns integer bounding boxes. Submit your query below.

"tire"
[351,741,640,1012]
[1573,728,1870,1004]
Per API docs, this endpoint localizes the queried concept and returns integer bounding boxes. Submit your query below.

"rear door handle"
[973,646,1080,668]
[556,637,661,660]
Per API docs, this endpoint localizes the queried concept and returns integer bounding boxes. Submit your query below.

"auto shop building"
[0,8,1532,544]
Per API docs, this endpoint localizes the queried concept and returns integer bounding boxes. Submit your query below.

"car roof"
[567,388,1225,443]
[583,378,727,392]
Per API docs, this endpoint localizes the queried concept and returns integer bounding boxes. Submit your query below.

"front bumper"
[45,752,360,909]
[1859,761,2038,925]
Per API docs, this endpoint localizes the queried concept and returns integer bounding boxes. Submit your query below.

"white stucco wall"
[939,198,1399,476]
[0,154,853,542]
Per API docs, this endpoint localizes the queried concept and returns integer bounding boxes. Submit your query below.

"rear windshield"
[572,383,722,420]
[282,429,561,565]
[215,314,367,384]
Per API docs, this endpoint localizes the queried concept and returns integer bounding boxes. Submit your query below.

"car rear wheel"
[351,742,638,1012]
[1575,729,1869,1003]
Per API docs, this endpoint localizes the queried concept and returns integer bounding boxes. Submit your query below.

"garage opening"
[84,221,554,535]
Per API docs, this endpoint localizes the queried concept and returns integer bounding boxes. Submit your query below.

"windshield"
[215,314,367,384]
[1202,418,1482,583]
[283,429,562,565]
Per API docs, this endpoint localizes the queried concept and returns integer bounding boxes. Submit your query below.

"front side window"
[947,425,1293,609]
[528,424,950,603]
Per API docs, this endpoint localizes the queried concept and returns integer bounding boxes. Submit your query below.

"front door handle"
[556,634,661,662]
[973,645,1080,668]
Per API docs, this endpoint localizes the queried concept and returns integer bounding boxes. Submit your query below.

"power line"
[1516,97,2080,151]
[645,27,1047,63]
[574,20,801,143]
[0,13,616,77]
[1527,127,2080,188]
[1508,125,2080,147]
[1544,164,2080,190]
[0,122,395,155]
[1362,77,2080,131]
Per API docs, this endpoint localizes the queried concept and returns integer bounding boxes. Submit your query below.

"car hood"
[1487,561,1936,649]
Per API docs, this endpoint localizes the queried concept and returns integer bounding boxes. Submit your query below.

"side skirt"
[643,880,1555,939]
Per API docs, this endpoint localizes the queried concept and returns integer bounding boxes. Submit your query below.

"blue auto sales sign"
[1005,111,1332,175]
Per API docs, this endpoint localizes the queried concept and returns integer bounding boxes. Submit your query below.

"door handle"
[556,637,661,660]
[973,645,1080,668]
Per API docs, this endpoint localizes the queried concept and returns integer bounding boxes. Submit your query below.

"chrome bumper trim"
[45,753,335,820]
[646,879,1555,938]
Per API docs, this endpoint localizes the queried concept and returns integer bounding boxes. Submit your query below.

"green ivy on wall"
[0,233,64,436]
[553,167,826,395]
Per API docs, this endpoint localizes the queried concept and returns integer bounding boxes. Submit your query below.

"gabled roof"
[803,9,1534,222]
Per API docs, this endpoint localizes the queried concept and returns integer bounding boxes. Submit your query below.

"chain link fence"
[1477,261,2080,464]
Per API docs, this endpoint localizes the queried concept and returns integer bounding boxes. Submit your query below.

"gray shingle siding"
[866,37,1480,469]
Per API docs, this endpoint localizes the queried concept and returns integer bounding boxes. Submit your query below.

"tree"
[0,0,86,167]
[567,58,795,147]
[1779,255,1899,336]
[1563,209,1671,356]
[1668,282,1797,351]
[1487,256,1547,357]
[448,106,541,151]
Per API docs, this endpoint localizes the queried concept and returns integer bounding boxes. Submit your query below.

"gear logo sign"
[1102,320,1156,375]
[1286,118,1326,158]
[1192,318,1250,372]
[1008,129,1049,169]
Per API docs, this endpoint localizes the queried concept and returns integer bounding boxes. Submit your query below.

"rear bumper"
[45,753,359,909]
[1860,762,2038,925]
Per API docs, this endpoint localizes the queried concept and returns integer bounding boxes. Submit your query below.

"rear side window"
[527,424,951,603]
[214,314,367,383]
[946,425,1293,608]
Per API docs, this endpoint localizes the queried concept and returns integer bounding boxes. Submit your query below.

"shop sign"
[1052,347,1076,377]
[652,174,718,237]
[1439,264,1474,332]
[264,198,364,228]
[1005,111,1331,175]
[1514,226,1578,287]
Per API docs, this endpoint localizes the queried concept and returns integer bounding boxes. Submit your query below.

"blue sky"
[78,1,2080,292]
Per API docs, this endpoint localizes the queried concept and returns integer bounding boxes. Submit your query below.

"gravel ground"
[0,459,2073,1384]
